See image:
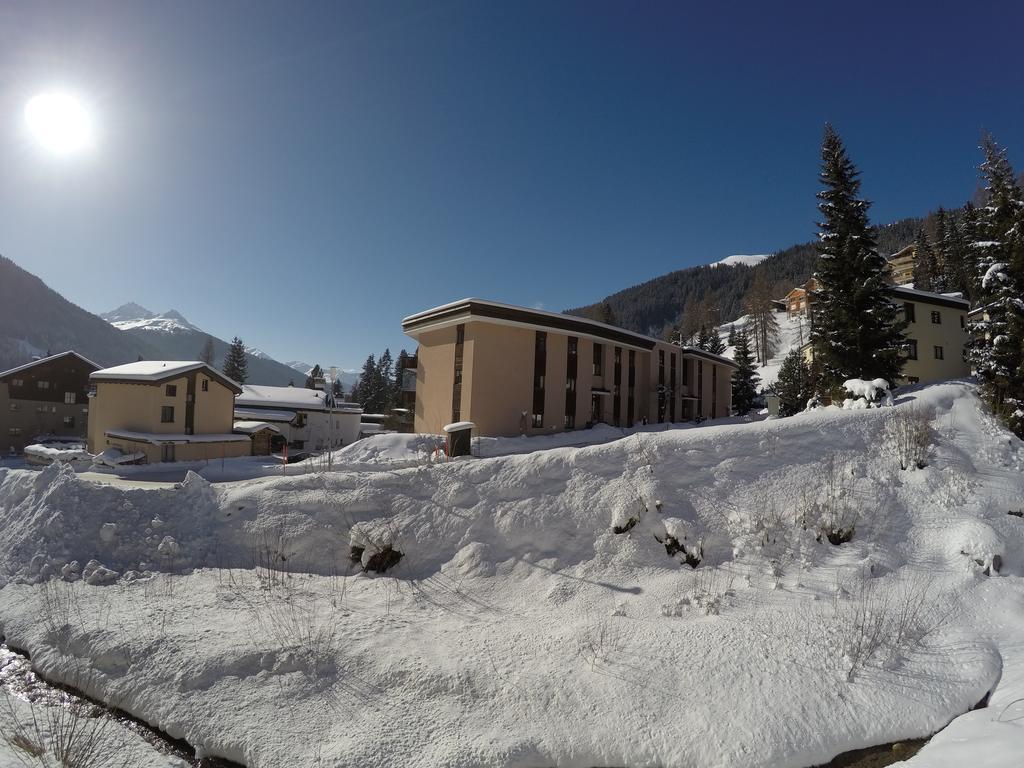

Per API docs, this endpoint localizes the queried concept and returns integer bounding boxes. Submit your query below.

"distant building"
[402,298,738,437]
[799,285,970,385]
[234,384,362,450]
[0,351,100,455]
[784,278,819,320]
[87,361,249,463]
[887,244,916,286]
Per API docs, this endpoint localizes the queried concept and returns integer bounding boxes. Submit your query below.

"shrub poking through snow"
[883,406,935,470]
[364,544,403,573]
[656,518,702,567]
[842,378,893,409]
[800,458,861,546]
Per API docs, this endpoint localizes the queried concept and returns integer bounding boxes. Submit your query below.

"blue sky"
[1,1,1022,369]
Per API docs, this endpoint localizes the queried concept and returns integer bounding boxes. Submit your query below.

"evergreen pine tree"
[912,229,935,291]
[332,378,344,399]
[222,337,248,383]
[730,331,760,415]
[393,349,410,405]
[966,134,1024,437]
[695,325,713,351]
[355,355,376,411]
[942,215,970,297]
[706,330,727,356]
[376,349,394,412]
[305,364,323,389]
[810,125,906,392]
[198,336,215,365]
[727,324,737,346]
[774,349,815,416]
[598,301,617,326]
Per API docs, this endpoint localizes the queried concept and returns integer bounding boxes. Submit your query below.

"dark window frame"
[904,302,916,323]
[160,405,175,423]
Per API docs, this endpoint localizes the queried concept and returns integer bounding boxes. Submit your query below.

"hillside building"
[402,298,738,438]
[887,244,916,286]
[0,351,100,455]
[87,361,249,463]
[234,385,362,450]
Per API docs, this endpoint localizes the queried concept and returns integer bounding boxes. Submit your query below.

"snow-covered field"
[1,382,1023,767]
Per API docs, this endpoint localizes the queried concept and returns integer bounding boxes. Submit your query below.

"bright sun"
[24,91,95,155]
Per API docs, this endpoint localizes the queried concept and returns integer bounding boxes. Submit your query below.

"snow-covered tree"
[773,349,815,417]
[966,134,1024,437]
[810,125,906,393]
[912,229,936,291]
[222,336,248,383]
[731,330,760,415]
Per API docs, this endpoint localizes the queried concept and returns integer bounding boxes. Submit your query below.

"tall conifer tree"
[222,337,248,383]
[810,125,905,392]
[730,331,760,415]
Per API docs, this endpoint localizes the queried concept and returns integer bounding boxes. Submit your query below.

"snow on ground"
[721,312,811,391]
[0,383,1022,767]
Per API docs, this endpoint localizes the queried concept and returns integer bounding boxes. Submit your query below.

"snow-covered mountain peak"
[711,254,770,268]
[100,302,156,323]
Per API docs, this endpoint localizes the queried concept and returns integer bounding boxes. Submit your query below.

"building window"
[682,358,689,387]
[669,354,677,422]
[960,315,965,329]
[906,340,918,360]
[627,350,636,425]
[593,343,603,376]
[64,392,76,404]
[904,302,916,323]
[166,384,177,397]
[565,337,578,429]
[11,378,23,387]
[161,406,175,423]
[202,379,209,392]
[451,323,465,423]
[613,346,622,426]
[697,360,704,417]
[711,365,718,419]
[533,331,547,428]
[930,310,941,324]
[294,413,307,428]
[8,428,21,436]
[63,416,75,428]
[37,380,50,390]
[907,376,920,384]
[934,345,944,360]
[657,350,666,423]
[9,403,20,412]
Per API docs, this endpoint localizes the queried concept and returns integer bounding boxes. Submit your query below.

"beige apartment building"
[800,286,970,384]
[887,244,916,286]
[402,299,737,438]
[88,361,250,463]
[1,351,100,454]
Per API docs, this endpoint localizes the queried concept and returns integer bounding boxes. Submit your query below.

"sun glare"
[24,91,95,155]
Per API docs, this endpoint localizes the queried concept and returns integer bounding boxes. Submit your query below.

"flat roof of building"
[403,297,737,368]
[888,286,970,310]
[235,384,363,413]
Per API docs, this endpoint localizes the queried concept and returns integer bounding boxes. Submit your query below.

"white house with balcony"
[233,384,362,451]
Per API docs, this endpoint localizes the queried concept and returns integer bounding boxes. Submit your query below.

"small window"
[593,343,603,376]
[906,340,918,360]
[903,302,916,323]
[934,345,944,360]
[907,376,920,384]
[532,413,543,428]
[960,315,965,329]
[11,378,24,387]
[165,384,177,397]
[37,380,50,389]
[161,406,175,423]
[930,311,941,324]
[201,379,209,392]
[63,416,75,428]
[8,427,21,436]
[64,392,76,404]
[9,403,20,412]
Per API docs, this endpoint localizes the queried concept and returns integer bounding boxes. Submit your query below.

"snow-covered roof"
[233,421,281,434]
[235,385,363,413]
[233,407,297,423]
[105,429,250,444]
[0,350,101,379]
[91,360,241,386]
[887,286,970,309]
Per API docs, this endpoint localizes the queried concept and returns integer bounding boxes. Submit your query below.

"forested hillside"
[567,217,922,339]
[0,255,157,371]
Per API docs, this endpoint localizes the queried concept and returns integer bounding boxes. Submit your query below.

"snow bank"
[0,383,1022,767]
